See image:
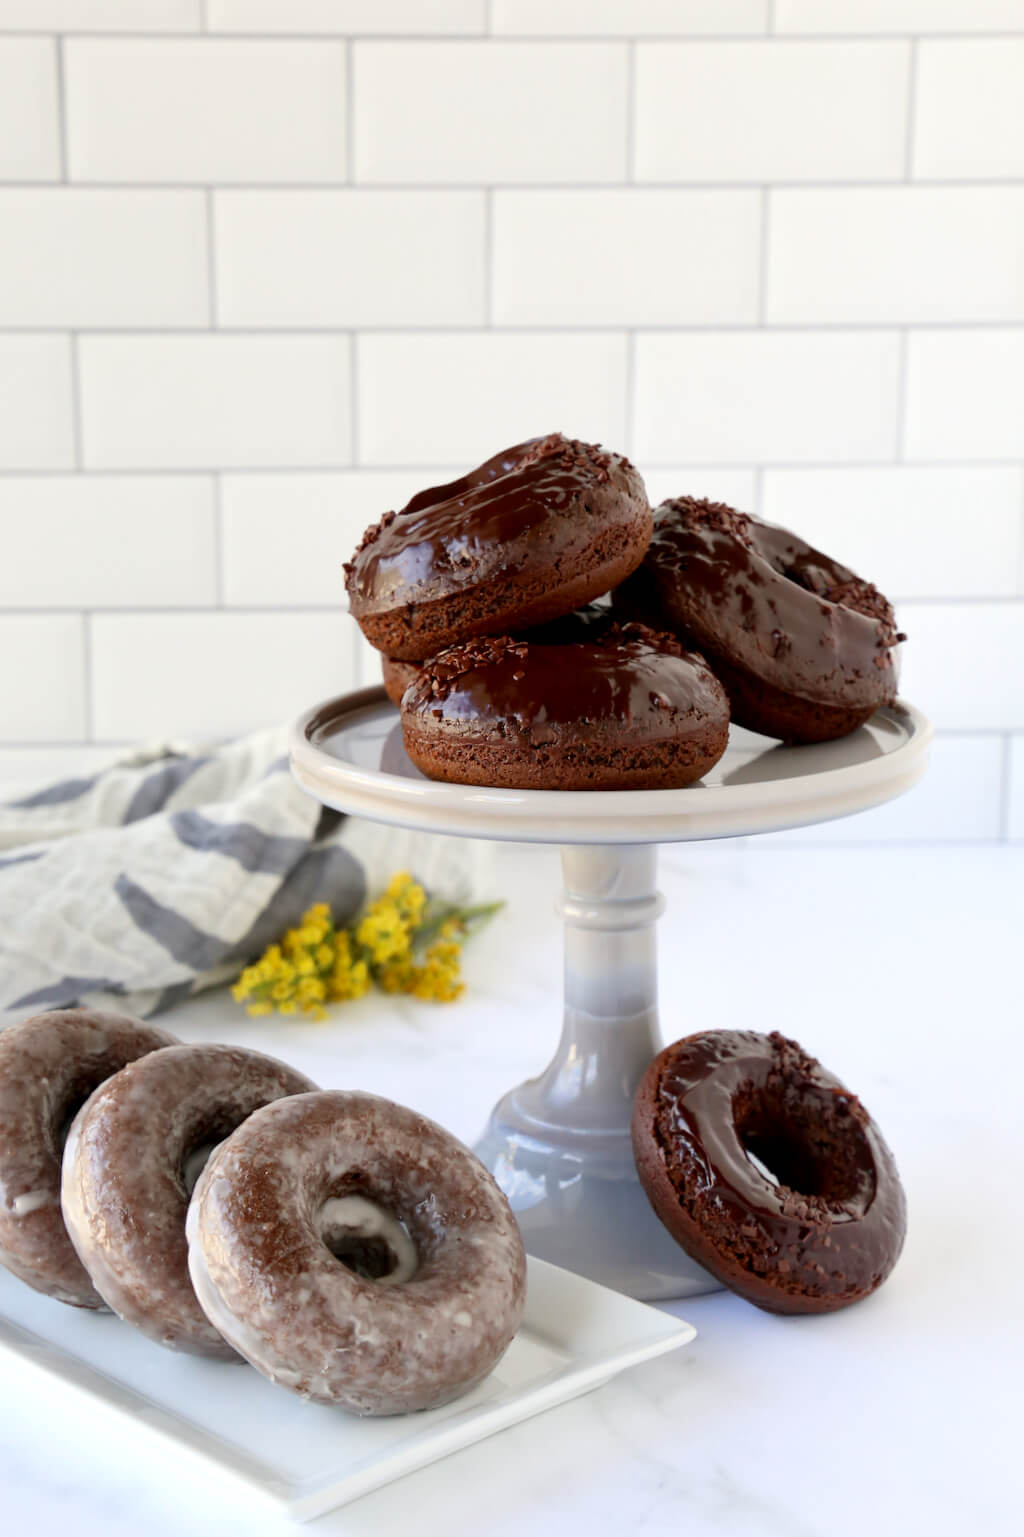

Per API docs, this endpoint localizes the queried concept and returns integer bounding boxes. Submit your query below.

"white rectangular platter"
[0,1257,694,1521]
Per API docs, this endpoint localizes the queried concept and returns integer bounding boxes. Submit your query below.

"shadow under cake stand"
[290,690,931,1301]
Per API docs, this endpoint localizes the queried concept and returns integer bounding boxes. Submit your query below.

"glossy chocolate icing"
[621,499,903,710]
[404,625,726,748]
[346,435,648,617]
[644,1030,905,1310]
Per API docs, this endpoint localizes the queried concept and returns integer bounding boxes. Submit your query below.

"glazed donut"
[0,1009,177,1307]
[381,654,423,708]
[186,1091,527,1414]
[632,1030,907,1314]
[380,601,617,708]
[400,623,730,791]
[614,498,904,743]
[346,433,651,661]
[61,1044,316,1356]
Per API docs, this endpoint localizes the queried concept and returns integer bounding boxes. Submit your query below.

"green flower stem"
[412,900,505,949]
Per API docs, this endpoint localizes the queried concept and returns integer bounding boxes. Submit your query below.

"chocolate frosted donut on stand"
[187,1091,527,1414]
[0,1009,177,1307]
[401,624,729,791]
[381,654,424,708]
[61,1044,316,1356]
[614,498,904,744]
[380,600,616,707]
[632,1031,907,1315]
[346,434,651,661]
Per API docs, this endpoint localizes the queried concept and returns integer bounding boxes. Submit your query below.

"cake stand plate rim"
[288,688,933,845]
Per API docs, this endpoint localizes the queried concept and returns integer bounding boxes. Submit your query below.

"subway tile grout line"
[1017,466,1024,596]
[996,733,1014,840]
[752,465,765,519]
[198,0,208,32]
[80,612,94,742]
[6,321,1024,336]
[903,37,919,180]
[1,461,1024,479]
[766,0,776,36]
[205,187,218,326]
[6,30,1024,43]
[68,332,84,469]
[211,472,225,605]
[5,597,1022,615]
[54,34,69,182]
[4,177,1024,191]
[624,330,636,459]
[894,328,910,463]
[483,187,494,326]
[625,38,637,182]
[349,333,360,466]
[344,38,354,184]
[757,187,771,324]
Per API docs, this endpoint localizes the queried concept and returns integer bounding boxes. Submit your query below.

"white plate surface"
[290,688,932,843]
[0,1258,694,1521]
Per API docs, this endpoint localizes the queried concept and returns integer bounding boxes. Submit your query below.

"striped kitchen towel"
[0,730,486,1019]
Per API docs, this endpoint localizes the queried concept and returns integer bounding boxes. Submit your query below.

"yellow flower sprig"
[232,872,502,1020]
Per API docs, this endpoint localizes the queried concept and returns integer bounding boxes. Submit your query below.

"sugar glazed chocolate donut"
[346,434,651,661]
[614,498,904,743]
[62,1044,316,1356]
[632,1031,907,1314]
[0,1010,177,1307]
[187,1091,527,1414]
[400,624,729,791]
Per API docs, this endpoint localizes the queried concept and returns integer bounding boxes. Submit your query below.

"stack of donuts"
[0,1008,527,1416]
[344,432,906,790]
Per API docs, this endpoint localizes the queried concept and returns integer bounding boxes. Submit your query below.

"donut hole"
[52,1071,108,1155]
[182,1140,220,1197]
[324,1231,401,1282]
[733,1084,874,1206]
[177,1110,251,1199]
[317,1194,418,1287]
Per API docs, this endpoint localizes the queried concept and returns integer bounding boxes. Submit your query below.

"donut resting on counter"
[346,434,651,661]
[400,623,730,791]
[186,1090,527,1415]
[614,498,904,744]
[632,1030,907,1314]
[61,1044,317,1356]
[0,1009,177,1307]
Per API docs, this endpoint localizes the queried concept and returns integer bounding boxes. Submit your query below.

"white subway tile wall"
[0,5,1020,843]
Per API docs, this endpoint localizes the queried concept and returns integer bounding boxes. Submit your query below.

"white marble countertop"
[1,841,1020,1536]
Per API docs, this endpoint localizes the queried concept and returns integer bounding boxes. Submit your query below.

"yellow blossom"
[232,885,499,1018]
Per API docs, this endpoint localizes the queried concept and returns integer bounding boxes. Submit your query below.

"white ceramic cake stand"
[290,691,931,1301]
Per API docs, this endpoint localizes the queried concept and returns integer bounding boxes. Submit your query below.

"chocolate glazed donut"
[187,1091,527,1414]
[400,623,730,792]
[380,600,615,708]
[614,498,904,744]
[346,434,651,661]
[632,1031,907,1314]
[0,1010,177,1307]
[61,1044,316,1355]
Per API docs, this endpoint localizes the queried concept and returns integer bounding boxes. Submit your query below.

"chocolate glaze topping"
[647,1030,906,1308]
[346,434,647,617]
[404,624,725,748]
[626,498,904,710]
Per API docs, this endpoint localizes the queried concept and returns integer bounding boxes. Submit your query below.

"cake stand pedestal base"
[474,844,715,1301]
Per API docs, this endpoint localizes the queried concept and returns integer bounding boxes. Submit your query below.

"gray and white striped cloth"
[0,730,485,1019]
